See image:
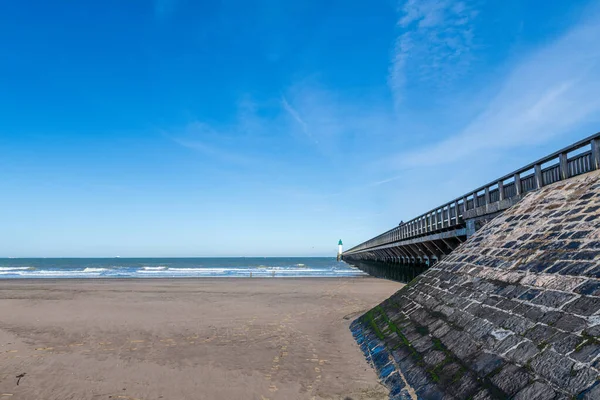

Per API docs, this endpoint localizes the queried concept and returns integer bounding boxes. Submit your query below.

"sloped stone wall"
[352,170,600,399]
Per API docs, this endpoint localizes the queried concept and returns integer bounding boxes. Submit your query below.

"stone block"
[571,342,600,363]
[422,349,446,367]
[583,266,600,279]
[472,352,505,377]
[529,350,574,387]
[495,298,521,313]
[524,324,559,344]
[538,310,564,326]
[492,334,522,354]
[400,362,430,391]
[559,262,596,276]
[464,319,495,340]
[580,381,600,400]
[471,389,494,400]
[489,364,531,396]
[530,290,576,309]
[449,373,481,398]
[550,333,582,355]
[411,335,434,353]
[553,313,587,332]
[505,340,539,364]
[523,305,546,322]
[565,366,598,394]
[563,296,600,316]
[519,288,543,301]
[545,275,586,291]
[574,280,600,296]
[502,315,535,335]
[432,323,452,338]
[512,382,557,400]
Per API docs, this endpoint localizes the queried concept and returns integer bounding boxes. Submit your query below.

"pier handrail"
[344,132,600,255]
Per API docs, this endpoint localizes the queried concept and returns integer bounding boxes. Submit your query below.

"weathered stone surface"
[489,365,531,396]
[530,290,576,308]
[571,342,600,363]
[580,382,600,400]
[553,314,587,332]
[472,352,504,377]
[504,340,539,364]
[563,296,600,316]
[513,382,557,400]
[350,171,600,399]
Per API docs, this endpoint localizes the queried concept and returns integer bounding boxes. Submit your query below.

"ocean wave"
[0,263,367,279]
[161,268,229,273]
[82,268,108,273]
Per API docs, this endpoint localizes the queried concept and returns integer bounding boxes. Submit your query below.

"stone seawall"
[352,170,600,399]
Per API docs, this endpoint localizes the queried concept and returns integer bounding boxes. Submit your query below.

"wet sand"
[0,278,402,400]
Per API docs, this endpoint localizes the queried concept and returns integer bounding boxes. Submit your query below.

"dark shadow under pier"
[348,260,429,283]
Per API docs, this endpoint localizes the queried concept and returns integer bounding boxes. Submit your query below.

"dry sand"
[0,278,402,400]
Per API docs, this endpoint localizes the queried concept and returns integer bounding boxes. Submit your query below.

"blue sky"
[1,0,600,257]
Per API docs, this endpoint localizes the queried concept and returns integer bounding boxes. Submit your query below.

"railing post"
[454,200,460,223]
[462,196,468,212]
[473,192,478,208]
[514,173,522,196]
[592,138,600,171]
[498,180,504,201]
[433,209,438,230]
[534,164,543,188]
[559,152,569,180]
[484,187,490,205]
[446,204,451,227]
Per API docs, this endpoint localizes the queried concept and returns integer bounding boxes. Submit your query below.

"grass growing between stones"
[575,331,600,352]
[360,303,511,398]
[363,309,385,340]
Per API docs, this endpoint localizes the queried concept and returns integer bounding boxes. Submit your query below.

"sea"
[0,257,366,279]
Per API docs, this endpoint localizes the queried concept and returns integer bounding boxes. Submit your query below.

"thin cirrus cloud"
[390,5,600,169]
[390,0,477,103]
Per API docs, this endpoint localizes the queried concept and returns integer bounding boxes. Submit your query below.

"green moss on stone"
[416,325,430,335]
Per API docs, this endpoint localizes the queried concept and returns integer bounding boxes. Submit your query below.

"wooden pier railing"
[344,132,600,256]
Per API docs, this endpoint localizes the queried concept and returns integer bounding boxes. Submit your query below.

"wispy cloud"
[392,11,600,168]
[281,96,312,140]
[391,0,477,102]
[167,120,260,166]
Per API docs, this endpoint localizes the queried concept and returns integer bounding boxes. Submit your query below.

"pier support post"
[559,152,569,180]
[534,164,543,188]
[592,138,600,171]
[514,173,522,196]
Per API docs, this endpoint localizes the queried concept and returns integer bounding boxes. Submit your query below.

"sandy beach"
[0,278,402,400]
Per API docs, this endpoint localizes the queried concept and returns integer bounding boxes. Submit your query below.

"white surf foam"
[82,268,108,273]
